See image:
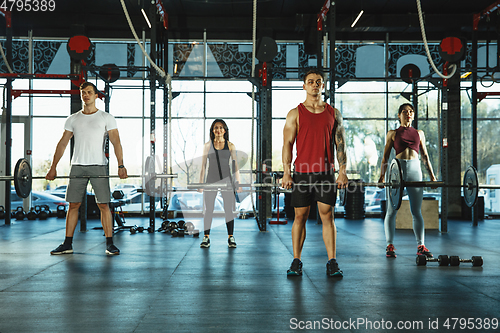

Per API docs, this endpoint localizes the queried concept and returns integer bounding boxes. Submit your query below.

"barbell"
[188,159,483,210]
[4,158,489,212]
[4,156,177,199]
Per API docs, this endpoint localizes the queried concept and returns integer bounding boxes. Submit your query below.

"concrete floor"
[0,214,499,333]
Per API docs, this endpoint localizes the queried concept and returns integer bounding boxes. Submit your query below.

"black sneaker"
[386,244,397,258]
[287,258,303,276]
[228,236,237,248]
[200,236,210,248]
[326,259,343,277]
[417,245,433,258]
[106,244,120,255]
[50,243,73,255]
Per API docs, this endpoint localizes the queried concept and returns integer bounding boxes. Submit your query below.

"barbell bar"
[188,160,483,210]
[6,157,177,199]
[6,158,487,212]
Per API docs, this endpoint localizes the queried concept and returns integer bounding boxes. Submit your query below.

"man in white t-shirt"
[46,82,128,255]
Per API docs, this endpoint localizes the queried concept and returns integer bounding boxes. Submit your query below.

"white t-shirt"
[64,109,118,165]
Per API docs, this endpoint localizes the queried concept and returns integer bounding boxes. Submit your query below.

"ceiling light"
[351,10,364,28]
[461,72,472,79]
[141,8,151,29]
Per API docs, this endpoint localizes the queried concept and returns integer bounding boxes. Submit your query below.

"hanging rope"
[416,0,457,79]
[120,0,173,202]
[0,42,13,73]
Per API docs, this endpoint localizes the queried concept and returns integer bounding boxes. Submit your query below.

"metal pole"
[4,17,13,225]
[471,26,479,226]
[149,3,157,230]
[329,1,336,106]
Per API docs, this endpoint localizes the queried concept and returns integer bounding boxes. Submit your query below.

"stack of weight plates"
[344,180,365,220]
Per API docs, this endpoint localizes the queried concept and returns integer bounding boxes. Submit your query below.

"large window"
[3,39,499,216]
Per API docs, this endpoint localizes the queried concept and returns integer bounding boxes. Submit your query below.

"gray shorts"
[65,165,111,204]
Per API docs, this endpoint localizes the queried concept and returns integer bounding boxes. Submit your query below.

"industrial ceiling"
[1,0,499,42]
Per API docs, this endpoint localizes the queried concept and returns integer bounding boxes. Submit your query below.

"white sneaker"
[228,236,237,248]
[200,236,210,248]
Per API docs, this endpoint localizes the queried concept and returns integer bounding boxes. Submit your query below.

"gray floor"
[0,214,499,333]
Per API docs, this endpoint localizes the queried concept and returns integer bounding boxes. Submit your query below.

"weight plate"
[388,159,403,210]
[338,187,346,206]
[449,255,460,267]
[416,255,427,266]
[144,155,156,196]
[99,63,120,83]
[471,256,483,267]
[463,166,478,208]
[438,255,449,267]
[14,158,32,199]
[256,36,278,62]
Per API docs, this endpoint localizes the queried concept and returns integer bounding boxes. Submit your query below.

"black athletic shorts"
[290,170,337,208]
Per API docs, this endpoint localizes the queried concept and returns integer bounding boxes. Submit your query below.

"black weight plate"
[463,166,478,208]
[449,255,460,267]
[99,63,120,83]
[256,36,278,62]
[438,255,449,266]
[400,64,421,84]
[14,158,32,199]
[416,255,427,266]
[471,256,483,267]
[388,159,403,210]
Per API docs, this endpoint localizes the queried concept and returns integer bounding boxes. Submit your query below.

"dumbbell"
[177,220,185,229]
[416,254,450,266]
[183,221,200,237]
[168,221,178,233]
[130,225,139,234]
[158,220,170,232]
[0,205,5,219]
[449,255,483,267]
[184,221,194,232]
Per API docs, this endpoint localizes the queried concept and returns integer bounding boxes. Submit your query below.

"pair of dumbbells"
[159,220,199,237]
[416,254,483,267]
[130,225,145,234]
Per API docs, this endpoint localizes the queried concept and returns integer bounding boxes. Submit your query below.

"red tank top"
[393,126,420,155]
[294,103,336,173]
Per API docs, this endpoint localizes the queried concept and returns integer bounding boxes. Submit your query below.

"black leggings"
[203,190,235,236]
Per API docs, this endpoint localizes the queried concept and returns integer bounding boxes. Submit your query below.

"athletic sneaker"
[50,243,73,255]
[417,245,433,258]
[105,244,120,255]
[287,258,303,276]
[326,259,343,277]
[228,236,237,248]
[386,244,397,258]
[200,236,210,248]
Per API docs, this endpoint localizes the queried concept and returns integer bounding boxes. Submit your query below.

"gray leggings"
[384,159,425,246]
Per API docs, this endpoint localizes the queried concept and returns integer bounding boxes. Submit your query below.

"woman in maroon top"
[378,103,437,258]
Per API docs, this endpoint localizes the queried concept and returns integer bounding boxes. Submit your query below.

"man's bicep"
[107,128,120,144]
[283,111,297,144]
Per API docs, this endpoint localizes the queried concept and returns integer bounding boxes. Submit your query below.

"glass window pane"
[343,120,387,182]
[172,92,204,118]
[206,93,252,118]
[206,80,251,92]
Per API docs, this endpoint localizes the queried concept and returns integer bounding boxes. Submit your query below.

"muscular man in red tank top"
[281,69,348,277]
